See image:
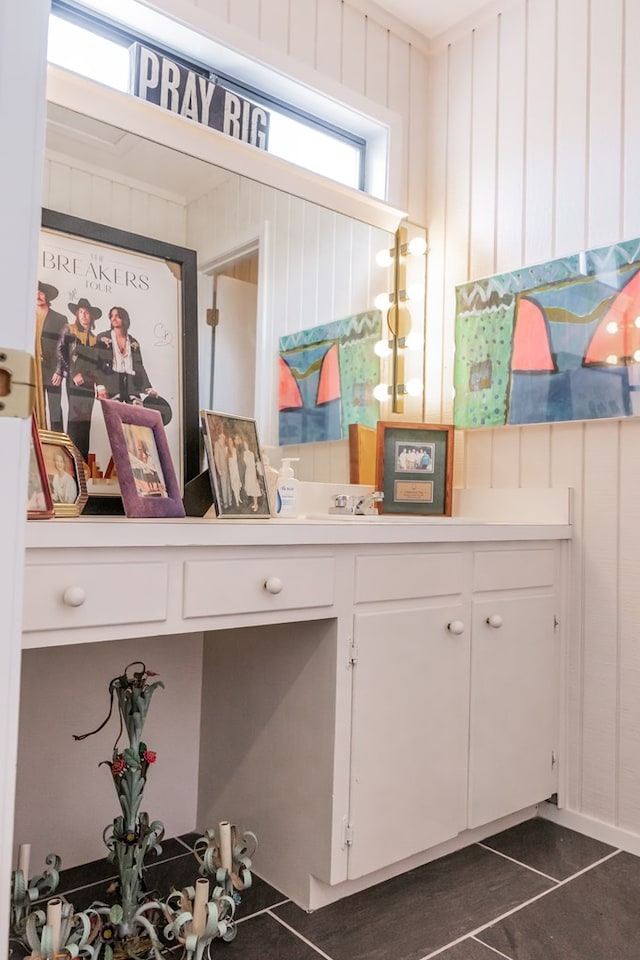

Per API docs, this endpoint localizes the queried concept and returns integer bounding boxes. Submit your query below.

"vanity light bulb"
[634,349,640,362]
[404,330,423,351]
[374,292,391,311]
[375,248,394,268]
[374,339,392,358]
[373,383,390,402]
[605,354,618,365]
[635,316,640,329]
[405,378,424,397]
[606,321,619,335]
[407,282,425,302]
[407,236,427,256]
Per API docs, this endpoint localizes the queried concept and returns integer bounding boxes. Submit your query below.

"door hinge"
[551,750,558,768]
[0,347,35,418]
[554,614,560,630]
[348,640,358,666]
[344,821,354,846]
[206,307,219,327]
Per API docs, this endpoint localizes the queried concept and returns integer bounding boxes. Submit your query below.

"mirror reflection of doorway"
[209,250,258,418]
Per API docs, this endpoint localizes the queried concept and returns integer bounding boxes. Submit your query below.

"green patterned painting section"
[453,300,516,428]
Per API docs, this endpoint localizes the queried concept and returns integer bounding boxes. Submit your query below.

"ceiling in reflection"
[46,102,231,202]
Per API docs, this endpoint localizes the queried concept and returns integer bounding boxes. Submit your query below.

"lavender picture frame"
[100,399,185,518]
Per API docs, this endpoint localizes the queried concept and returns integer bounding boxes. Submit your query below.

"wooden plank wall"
[428,0,640,834]
[186,0,429,221]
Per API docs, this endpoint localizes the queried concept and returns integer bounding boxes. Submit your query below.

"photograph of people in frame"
[394,441,435,474]
[98,398,184,518]
[120,421,168,499]
[41,443,79,506]
[201,410,270,518]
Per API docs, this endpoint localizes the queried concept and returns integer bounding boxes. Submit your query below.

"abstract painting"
[454,237,640,428]
[278,310,382,445]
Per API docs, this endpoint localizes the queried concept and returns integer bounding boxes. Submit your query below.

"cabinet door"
[468,593,557,829]
[348,602,470,879]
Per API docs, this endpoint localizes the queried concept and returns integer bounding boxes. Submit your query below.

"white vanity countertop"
[24,515,572,550]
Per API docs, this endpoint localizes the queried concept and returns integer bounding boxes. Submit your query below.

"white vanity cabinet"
[467,548,559,829]
[21,520,569,911]
[346,543,562,882]
[348,550,472,879]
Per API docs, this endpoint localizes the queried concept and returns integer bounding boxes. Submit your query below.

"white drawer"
[23,562,169,632]
[472,549,555,592]
[183,556,334,619]
[355,552,467,603]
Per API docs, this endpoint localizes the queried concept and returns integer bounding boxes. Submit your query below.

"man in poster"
[57,297,101,463]
[35,281,67,432]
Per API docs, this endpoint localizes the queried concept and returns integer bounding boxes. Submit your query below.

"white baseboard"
[538,802,640,855]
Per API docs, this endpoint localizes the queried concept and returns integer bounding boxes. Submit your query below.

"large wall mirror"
[43,68,426,482]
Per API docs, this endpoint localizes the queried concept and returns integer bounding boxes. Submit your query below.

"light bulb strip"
[373,222,427,412]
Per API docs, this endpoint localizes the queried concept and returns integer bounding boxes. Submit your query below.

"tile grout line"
[268,909,337,960]
[419,848,622,960]
[476,842,561,882]
[235,897,291,923]
[468,936,516,960]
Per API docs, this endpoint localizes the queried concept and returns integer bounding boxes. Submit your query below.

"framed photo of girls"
[36,209,199,513]
[201,410,271,518]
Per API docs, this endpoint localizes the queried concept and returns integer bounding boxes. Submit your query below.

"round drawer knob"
[486,614,503,629]
[264,576,283,595]
[63,586,86,608]
[447,620,465,635]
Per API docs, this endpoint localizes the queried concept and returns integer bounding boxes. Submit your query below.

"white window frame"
[54,0,403,208]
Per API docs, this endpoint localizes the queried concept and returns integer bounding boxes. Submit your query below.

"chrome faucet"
[329,491,384,516]
[353,491,384,515]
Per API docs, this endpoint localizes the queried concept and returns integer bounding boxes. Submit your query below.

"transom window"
[48,0,370,192]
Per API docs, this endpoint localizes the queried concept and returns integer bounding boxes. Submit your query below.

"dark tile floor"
[10,817,640,959]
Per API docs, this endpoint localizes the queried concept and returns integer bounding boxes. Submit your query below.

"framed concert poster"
[35,209,199,513]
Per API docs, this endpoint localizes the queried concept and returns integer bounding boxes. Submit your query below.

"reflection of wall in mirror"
[190,172,396,449]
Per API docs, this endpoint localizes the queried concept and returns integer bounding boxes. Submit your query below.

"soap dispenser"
[275,458,300,518]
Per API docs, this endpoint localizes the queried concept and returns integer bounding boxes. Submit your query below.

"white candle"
[47,897,62,953]
[17,843,31,879]
[191,877,209,937]
[219,821,233,874]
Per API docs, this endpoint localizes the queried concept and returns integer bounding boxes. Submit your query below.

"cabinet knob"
[62,586,86,608]
[264,576,283,595]
[447,620,465,635]
[486,614,503,629]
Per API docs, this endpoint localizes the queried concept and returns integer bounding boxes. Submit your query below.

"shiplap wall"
[428,0,640,837]
[181,0,429,221]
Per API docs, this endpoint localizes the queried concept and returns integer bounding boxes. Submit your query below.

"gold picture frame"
[38,429,89,517]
